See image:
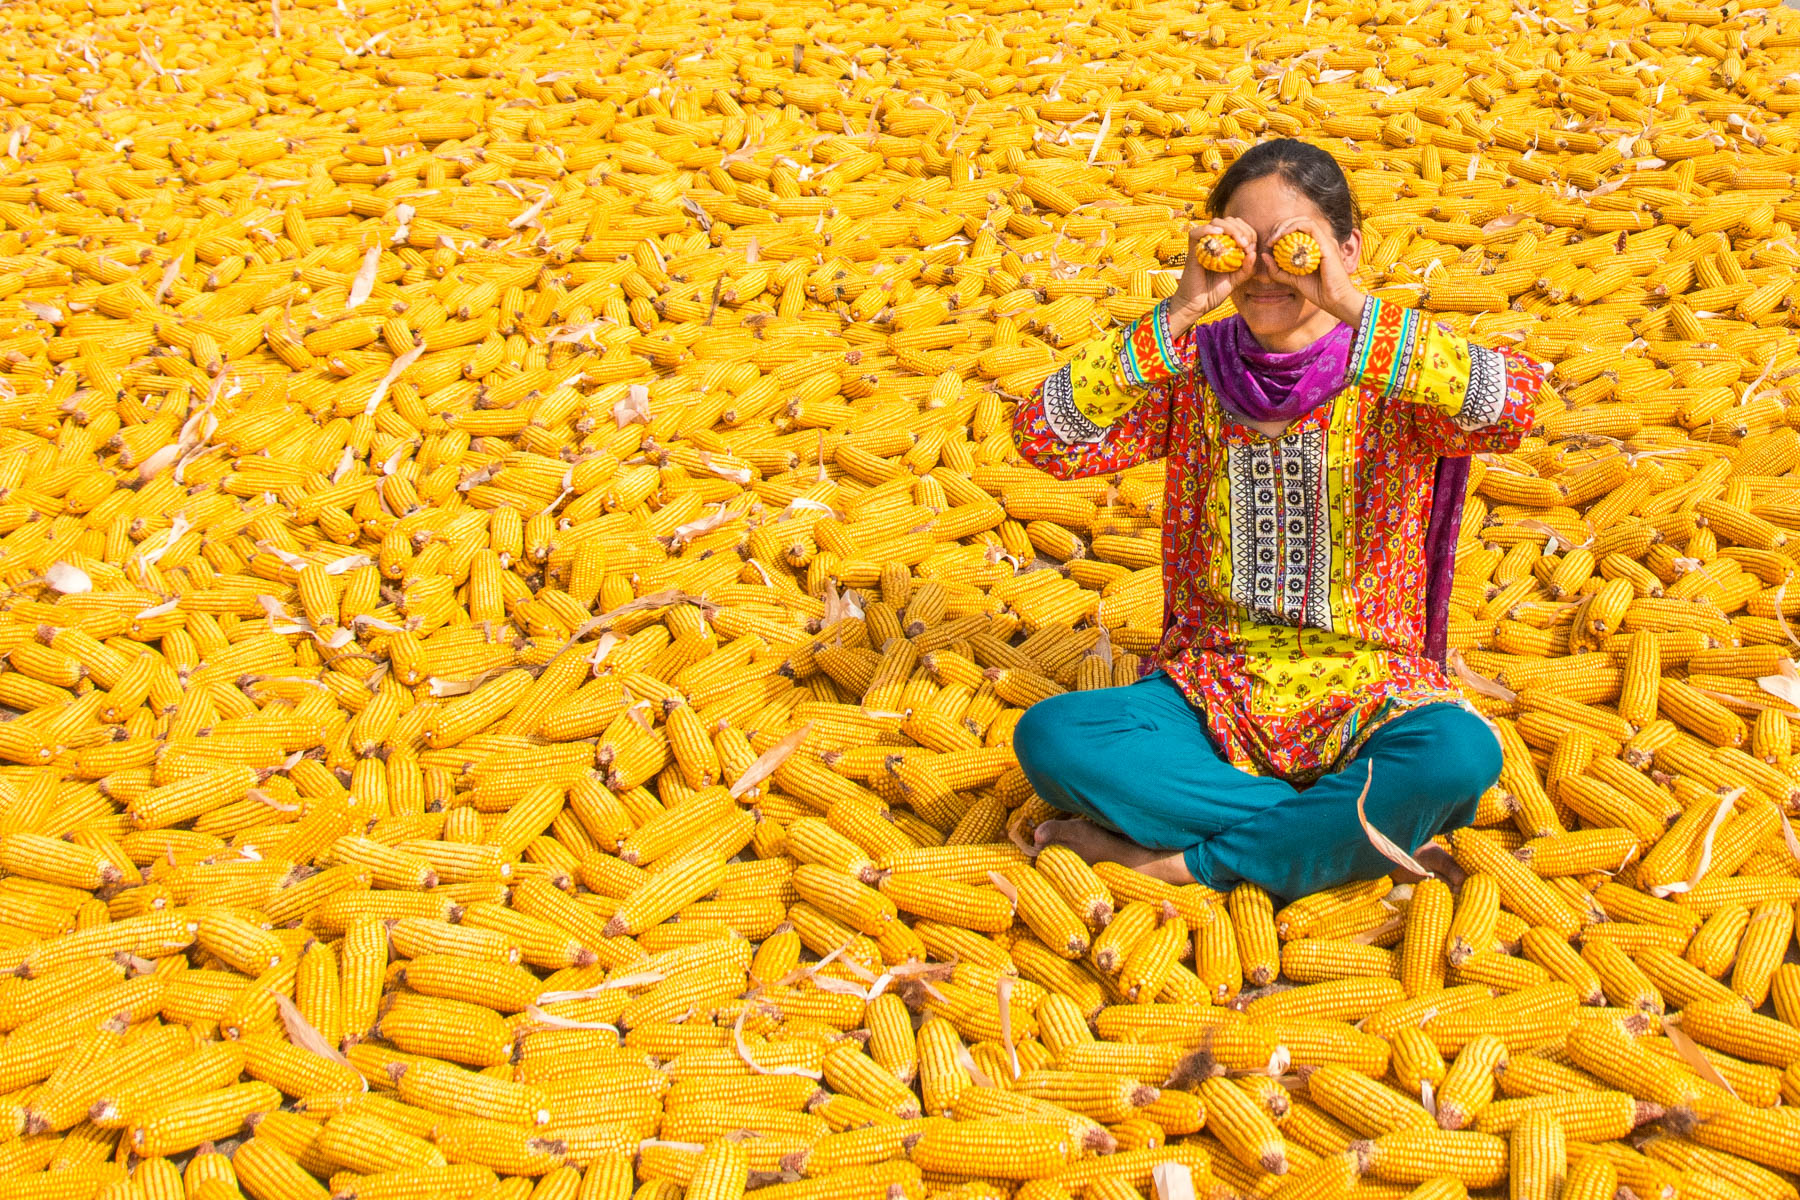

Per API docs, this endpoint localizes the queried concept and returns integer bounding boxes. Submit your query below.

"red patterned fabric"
[1013,302,1544,781]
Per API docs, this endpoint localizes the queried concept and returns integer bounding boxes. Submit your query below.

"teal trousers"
[1012,671,1501,902]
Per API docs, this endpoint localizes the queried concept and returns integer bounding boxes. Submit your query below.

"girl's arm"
[1011,300,1186,480]
[1345,296,1544,456]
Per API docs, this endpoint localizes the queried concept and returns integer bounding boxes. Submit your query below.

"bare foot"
[1393,842,1466,889]
[1033,818,1195,885]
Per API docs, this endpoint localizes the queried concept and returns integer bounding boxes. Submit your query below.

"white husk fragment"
[1354,762,1433,877]
[1661,1015,1739,1099]
[996,974,1020,1080]
[346,244,380,310]
[365,339,426,416]
[1152,1164,1196,1200]
[533,970,667,1005]
[271,992,366,1089]
[1777,802,1800,865]
[1758,657,1800,707]
[1449,649,1518,702]
[613,383,651,428]
[733,1004,822,1079]
[728,723,814,799]
[1655,788,1744,897]
[43,562,90,594]
[524,1006,619,1032]
[949,1025,995,1088]
[986,870,1020,911]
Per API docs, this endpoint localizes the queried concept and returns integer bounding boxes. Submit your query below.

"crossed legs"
[1012,671,1500,902]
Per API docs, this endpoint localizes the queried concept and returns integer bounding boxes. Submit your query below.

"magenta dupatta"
[1191,314,1465,666]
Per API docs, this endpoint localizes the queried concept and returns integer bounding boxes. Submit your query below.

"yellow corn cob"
[1193,233,1246,274]
[1433,1034,1510,1132]
[911,1118,1074,1180]
[1517,928,1603,1006]
[1229,884,1282,989]
[602,855,728,938]
[1493,1054,1607,1101]
[1307,1064,1434,1138]
[1475,1091,1661,1143]
[376,996,513,1068]
[1271,231,1323,275]
[1639,1134,1798,1200]
[1246,977,1407,1023]
[1013,1071,1156,1126]
[822,1044,921,1119]
[1360,1130,1508,1189]
[1685,1105,1800,1176]
[1397,878,1453,999]
[1563,1020,1721,1112]
[1034,846,1115,931]
[1118,911,1186,1003]
[1001,866,1091,958]
[1507,1111,1566,1200]
[879,873,1014,933]
[1199,1075,1288,1175]
[1444,877,1500,970]
[128,1082,282,1158]
[683,1140,749,1200]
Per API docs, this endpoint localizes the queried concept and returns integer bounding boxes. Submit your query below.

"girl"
[1010,139,1546,902]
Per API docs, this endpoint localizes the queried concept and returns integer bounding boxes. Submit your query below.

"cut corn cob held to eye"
[1194,234,1248,275]
[0,0,1792,1195]
[1270,231,1323,276]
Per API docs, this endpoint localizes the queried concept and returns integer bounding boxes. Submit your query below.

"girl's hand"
[1168,218,1257,336]
[1266,214,1368,328]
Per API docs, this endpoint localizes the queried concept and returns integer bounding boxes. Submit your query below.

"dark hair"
[1205,139,1362,243]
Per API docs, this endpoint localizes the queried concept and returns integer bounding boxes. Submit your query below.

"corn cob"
[1271,232,1323,276]
[1194,234,1247,275]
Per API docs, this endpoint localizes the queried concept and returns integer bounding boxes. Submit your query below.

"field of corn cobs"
[1,0,1799,1195]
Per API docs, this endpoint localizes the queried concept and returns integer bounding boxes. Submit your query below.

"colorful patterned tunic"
[1012,297,1546,782]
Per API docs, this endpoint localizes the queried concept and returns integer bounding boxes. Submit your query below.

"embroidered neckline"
[1215,389,1341,445]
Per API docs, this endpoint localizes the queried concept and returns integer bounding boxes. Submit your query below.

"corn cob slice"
[1270,231,1323,276]
[1193,234,1246,274]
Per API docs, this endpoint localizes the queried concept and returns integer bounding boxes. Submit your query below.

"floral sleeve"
[1345,296,1543,456]
[1011,299,1192,480]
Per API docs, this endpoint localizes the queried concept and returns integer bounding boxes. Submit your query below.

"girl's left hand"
[1265,214,1368,328]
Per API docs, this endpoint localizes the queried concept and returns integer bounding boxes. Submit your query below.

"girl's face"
[1221,174,1361,342]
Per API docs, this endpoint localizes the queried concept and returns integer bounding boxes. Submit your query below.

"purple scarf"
[1192,314,1355,426]
[1191,315,1464,666]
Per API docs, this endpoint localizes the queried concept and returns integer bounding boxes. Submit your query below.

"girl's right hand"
[1168,218,1257,336]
